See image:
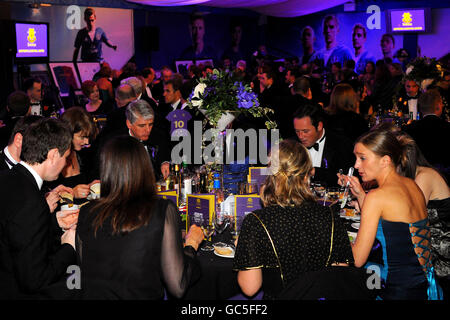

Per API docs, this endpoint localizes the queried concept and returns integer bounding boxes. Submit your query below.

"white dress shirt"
[19,161,44,190]
[408,98,418,120]
[146,86,153,99]
[3,146,18,169]
[30,102,42,116]
[307,129,326,168]
[171,99,186,111]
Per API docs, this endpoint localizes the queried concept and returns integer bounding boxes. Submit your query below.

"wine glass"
[200,222,215,251]
[214,212,230,235]
[229,215,243,248]
[213,212,230,246]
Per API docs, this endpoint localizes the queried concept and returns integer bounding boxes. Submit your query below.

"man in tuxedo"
[397,79,420,119]
[23,77,55,117]
[0,91,31,149]
[152,66,173,104]
[101,83,135,137]
[258,66,280,105]
[0,118,76,299]
[125,100,171,180]
[141,67,159,106]
[292,104,355,187]
[275,76,316,139]
[404,89,450,170]
[0,115,42,172]
[155,74,188,134]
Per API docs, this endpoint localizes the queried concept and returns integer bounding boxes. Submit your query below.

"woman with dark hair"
[46,107,99,200]
[81,80,112,116]
[325,83,368,142]
[370,61,397,111]
[233,140,354,300]
[358,61,376,93]
[394,131,450,298]
[75,136,203,299]
[340,129,443,299]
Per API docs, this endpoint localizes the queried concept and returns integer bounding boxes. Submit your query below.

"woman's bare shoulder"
[416,167,448,187]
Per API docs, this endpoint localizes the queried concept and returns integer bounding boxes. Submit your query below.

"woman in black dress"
[53,107,99,201]
[324,83,368,143]
[233,140,354,299]
[81,80,113,117]
[75,136,203,299]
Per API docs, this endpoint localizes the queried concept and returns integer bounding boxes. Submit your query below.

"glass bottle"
[213,172,224,206]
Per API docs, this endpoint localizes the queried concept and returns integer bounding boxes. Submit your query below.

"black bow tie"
[406,95,418,101]
[307,134,326,152]
[308,143,319,151]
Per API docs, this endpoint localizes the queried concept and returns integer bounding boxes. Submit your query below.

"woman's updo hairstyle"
[356,128,404,168]
[261,140,315,208]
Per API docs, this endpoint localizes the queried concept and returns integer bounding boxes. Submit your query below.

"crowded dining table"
[56,162,383,301]
[153,167,382,300]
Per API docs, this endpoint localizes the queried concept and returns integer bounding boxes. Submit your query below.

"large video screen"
[387,8,431,33]
[15,22,49,59]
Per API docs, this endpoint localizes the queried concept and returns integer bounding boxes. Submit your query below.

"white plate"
[214,247,235,258]
[351,222,360,230]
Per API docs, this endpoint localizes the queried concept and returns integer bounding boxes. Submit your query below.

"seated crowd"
[0,42,449,300]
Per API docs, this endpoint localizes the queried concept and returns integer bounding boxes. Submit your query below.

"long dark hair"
[395,131,434,179]
[91,136,157,235]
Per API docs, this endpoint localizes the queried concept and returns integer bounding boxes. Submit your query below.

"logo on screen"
[27,28,37,45]
[402,12,413,26]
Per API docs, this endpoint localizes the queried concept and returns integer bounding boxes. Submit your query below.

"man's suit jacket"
[291,131,355,187]
[0,164,76,299]
[107,127,171,181]
[404,115,450,168]
[141,87,159,112]
[316,132,355,187]
[0,149,11,171]
[0,116,20,150]
[151,80,165,104]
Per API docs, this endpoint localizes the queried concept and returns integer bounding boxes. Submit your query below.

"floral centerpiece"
[393,56,445,116]
[187,69,276,131]
[404,56,444,91]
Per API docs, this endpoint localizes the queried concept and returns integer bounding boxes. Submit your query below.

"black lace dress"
[428,197,450,298]
[75,198,200,299]
[233,201,354,299]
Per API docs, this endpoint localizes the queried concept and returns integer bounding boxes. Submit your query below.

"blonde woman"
[233,139,354,299]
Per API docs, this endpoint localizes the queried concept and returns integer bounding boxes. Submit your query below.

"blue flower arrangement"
[188,69,276,130]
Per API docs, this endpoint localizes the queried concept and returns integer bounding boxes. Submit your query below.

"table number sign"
[234,195,262,231]
[157,189,178,207]
[248,167,269,188]
[186,194,215,231]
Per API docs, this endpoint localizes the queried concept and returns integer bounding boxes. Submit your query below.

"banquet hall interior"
[0,0,449,304]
